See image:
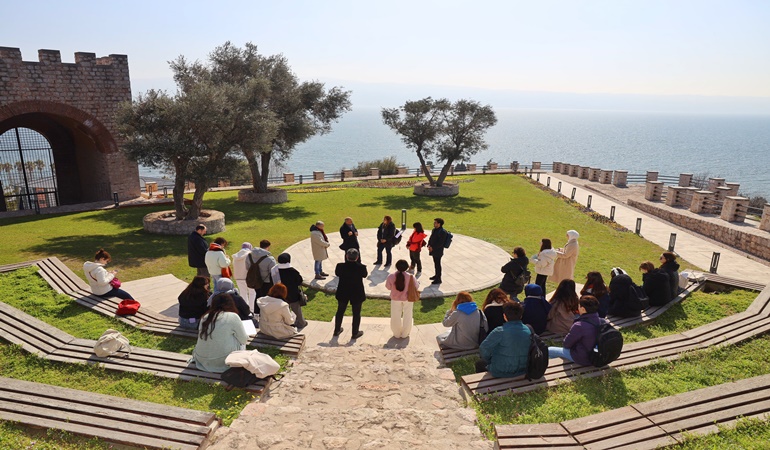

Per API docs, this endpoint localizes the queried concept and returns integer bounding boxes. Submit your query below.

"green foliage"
[349,156,401,176]
[669,417,770,449]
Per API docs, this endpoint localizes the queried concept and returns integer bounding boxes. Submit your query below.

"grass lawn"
[0,174,697,322]
[668,417,770,449]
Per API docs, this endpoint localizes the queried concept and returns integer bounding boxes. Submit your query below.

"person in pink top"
[386,259,420,338]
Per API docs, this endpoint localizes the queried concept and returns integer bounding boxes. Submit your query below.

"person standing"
[552,230,580,285]
[187,224,209,277]
[499,247,529,298]
[532,238,557,293]
[339,217,360,258]
[374,215,397,266]
[405,222,427,273]
[205,237,231,285]
[232,242,256,311]
[386,259,419,338]
[427,218,448,285]
[334,248,368,339]
[310,221,331,280]
[248,240,277,297]
[270,253,308,329]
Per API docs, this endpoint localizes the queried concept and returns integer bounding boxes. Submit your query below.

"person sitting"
[546,279,579,334]
[476,302,531,377]
[83,248,135,301]
[640,261,673,306]
[190,294,249,373]
[548,295,606,366]
[659,252,681,299]
[580,271,611,318]
[608,267,642,318]
[205,237,231,284]
[437,292,487,350]
[481,288,512,334]
[177,276,210,330]
[499,247,529,298]
[521,284,552,334]
[208,278,252,321]
[256,283,298,339]
[270,253,307,329]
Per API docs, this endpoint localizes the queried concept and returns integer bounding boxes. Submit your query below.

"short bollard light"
[587,195,592,209]
[113,192,119,208]
[635,217,642,235]
[610,206,616,221]
[710,252,721,274]
[557,181,562,193]
[571,187,577,200]
[668,233,677,252]
[547,176,551,187]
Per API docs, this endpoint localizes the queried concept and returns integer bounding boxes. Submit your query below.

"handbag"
[477,311,488,344]
[225,350,280,378]
[93,329,131,358]
[298,286,308,306]
[109,277,121,289]
[407,275,421,302]
[221,267,233,279]
[116,299,141,315]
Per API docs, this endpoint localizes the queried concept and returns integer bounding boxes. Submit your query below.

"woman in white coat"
[551,230,580,285]
[231,242,257,311]
[310,221,331,280]
[83,248,135,301]
[531,238,558,294]
[256,283,297,339]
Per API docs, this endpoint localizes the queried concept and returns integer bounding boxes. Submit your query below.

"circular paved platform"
[283,228,511,299]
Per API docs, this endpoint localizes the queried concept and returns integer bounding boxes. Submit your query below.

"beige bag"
[407,274,421,302]
[225,350,280,378]
[93,329,131,357]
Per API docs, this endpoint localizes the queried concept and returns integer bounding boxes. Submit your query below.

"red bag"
[221,267,232,279]
[110,277,122,289]
[116,299,140,316]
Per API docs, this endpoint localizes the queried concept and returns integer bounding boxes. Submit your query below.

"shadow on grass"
[358,194,491,214]
[419,296,448,314]
[571,368,631,410]
[203,197,314,223]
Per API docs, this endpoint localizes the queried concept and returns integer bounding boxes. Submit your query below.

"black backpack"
[443,230,453,248]
[477,311,488,344]
[246,254,269,289]
[628,284,650,311]
[587,321,624,367]
[220,367,259,388]
[525,324,549,380]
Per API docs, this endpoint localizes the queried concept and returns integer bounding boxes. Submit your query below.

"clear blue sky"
[2,0,770,110]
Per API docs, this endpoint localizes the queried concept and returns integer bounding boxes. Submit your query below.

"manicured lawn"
[667,417,770,449]
[0,421,112,450]
[0,174,696,322]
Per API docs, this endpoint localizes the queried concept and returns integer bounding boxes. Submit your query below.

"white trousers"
[390,300,414,338]
[235,278,258,313]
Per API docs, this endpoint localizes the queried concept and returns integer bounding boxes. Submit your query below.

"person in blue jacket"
[521,283,552,334]
[476,301,531,377]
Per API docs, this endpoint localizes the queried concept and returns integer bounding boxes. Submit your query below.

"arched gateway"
[0,47,139,212]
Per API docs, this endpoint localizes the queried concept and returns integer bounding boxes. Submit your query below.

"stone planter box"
[238,188,288,204]
[341,169,353,180]
[143,209,225,235]
[313,171,325,181]
[467,164,477,172]
[488,163,498,170]
[532,161,541,170]
[397,166,408,175]
[413,182,459,197]
[283,173,295,183]
[370,168,380,178]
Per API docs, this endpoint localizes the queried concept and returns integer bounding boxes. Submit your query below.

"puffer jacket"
[608,274,642,318]
[563,313,605,366]
[83,261,114,296]
[660,261,681,299]
[479,320,531,378]
[256,295,297,339]
[643,269,672,307]
[532,249,558,276]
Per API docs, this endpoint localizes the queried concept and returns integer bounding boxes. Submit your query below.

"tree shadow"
[202,197,313,222]
[358,194,491,213]
[419,296,448,314]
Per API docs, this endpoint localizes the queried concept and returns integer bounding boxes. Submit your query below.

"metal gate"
[0,127,59,212]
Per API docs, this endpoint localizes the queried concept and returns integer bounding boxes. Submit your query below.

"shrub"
[347,156,401,177]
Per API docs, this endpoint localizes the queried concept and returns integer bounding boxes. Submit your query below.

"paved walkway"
[535,173,770,284]
[284,228,511,299]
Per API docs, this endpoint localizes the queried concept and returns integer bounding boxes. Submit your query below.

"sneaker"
[352,331,364,339]
[429,275,436,280]
[333,327,344,337]
[314,274,326,280]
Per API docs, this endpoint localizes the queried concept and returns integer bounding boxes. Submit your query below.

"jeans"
[314,260,323,275]
[548,346,573,361]
[376,242,392,265]
[101,287,134,300]
[334,299,362,335]
[409,250,422,272]
[178,317,198,330]
[390,300,414,338]
[432,253,443,280]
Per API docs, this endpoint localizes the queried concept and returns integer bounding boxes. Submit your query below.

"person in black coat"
[500,247,529,298]
[334,248,368,339]
[608,268,642,318]
[271,253,307,328]
[187,225,209,277]
[339,217,360,256]
[427,218,449,285]
[375,215,397,266]
[520,284,552,334]
[659,252,681,299]
[640,261,672,307]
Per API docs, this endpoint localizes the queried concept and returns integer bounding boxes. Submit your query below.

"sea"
[141,107,770,197]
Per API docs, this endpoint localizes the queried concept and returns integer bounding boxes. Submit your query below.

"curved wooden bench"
[461,282,770,398]
[440,279,704,365]
[494,373,770,449]
[0,299,270,394]
[0,377,220,450]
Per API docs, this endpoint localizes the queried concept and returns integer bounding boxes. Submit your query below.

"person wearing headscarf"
[232,242,256,311]
[310,221,331,280]
[207,278,252,321]
[552,230,580,285]
[270,253,308,328]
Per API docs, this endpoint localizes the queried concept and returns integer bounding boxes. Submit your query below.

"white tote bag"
[225,350,280,378]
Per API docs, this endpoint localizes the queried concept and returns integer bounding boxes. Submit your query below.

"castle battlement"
[0,46,128,67]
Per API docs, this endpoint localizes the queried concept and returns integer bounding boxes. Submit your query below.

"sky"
[2,0,770,112]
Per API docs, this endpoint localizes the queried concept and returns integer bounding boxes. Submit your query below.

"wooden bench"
[440,279,703,365]
[4,257,306,357]
[0,300,270,394]
[704,273,766,292]
[0,377,220,450]
[461,281,770,398]
[494,372,770,449]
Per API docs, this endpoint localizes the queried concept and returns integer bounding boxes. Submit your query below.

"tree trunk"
[172,158,188,220]
[185,184,207,220]
[258,151,271,193]
[435,159,455,187]
[244,150,261,192]
[415,149,435,186]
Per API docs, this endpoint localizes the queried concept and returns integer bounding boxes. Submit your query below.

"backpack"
[525,324,549,380]
[93,329,131,358]
[443,230,453,248]
[628,284,650,311]
[393,228,404,245]
[246,254,269,289]
[220,367,259,388]
[477,311,488,344]
[511,262,531,296]
[587,321,624,367]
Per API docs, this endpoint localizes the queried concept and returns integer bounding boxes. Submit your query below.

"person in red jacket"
[405,222,427,273]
